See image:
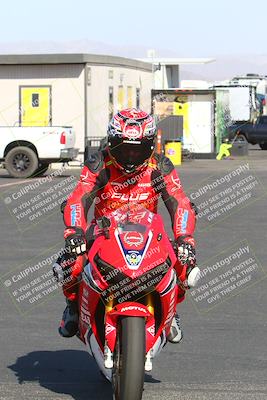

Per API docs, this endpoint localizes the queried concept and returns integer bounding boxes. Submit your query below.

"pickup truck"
[227,116,267,149]
[0,126,78,178]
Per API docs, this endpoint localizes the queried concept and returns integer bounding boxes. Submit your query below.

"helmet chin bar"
[124,165,136,174]
[123,160,150,175]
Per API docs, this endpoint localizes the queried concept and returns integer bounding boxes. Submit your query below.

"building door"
[20,86,51,126]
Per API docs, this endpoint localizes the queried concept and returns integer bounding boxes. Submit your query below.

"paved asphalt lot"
[0,146,267,400]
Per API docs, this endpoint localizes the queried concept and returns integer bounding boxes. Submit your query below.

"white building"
[230,74,267,96]
[139,57,215,89]
[0,54,153,159]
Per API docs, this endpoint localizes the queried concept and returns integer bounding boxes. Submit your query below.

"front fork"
[103,299,155,370]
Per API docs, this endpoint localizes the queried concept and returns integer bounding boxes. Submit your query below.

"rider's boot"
[58,299,79,338]
[167,313,183,343]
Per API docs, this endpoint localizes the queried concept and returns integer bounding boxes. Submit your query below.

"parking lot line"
[0,179,36,188]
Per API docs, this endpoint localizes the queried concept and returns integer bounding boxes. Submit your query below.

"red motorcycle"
[77,205,185,400]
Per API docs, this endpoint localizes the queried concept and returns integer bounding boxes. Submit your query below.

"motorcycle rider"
[54,108,198,342]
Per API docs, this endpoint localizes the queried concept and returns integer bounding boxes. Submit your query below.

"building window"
[32,93,39,107]
[109,87,114,121]
[127,86,133,108]
[136,88,140,109]
[108,70,113,79]
[118,86,124,111]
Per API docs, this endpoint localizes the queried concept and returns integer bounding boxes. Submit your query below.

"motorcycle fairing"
[114,229,153,270]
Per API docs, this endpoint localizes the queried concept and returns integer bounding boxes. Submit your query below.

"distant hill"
[0,40,266,81]
[180,55,267,81]
[0,39,179,58]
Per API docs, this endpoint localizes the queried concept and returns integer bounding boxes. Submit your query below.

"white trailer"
[152,89,215,155]
[212,85,258,122]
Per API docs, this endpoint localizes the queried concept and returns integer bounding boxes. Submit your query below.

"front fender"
[105,302,153,353]
[108,302,151,317]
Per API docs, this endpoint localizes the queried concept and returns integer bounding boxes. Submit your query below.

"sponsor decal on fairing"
[165,290,176,326]
[120,305,147,313]
[81,305,91,316]
[124,231,144,247]
[81,296,88,304]
[115,229,153,270]
[147,325,155,336]
[125,252,142,266]
[105,322,116,336]
[80,303,91,324]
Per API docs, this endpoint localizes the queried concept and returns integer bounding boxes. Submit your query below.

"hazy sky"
[2,0,267,56]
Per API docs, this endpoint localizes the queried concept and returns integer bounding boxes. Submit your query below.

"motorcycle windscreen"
[95,206,170,274]
[112,206,153,270]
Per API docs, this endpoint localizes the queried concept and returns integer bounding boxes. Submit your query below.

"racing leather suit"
[61,149,196,302]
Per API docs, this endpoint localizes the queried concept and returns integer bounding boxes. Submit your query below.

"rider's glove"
[176,237,196,266]
[174,236,200,289]
[64,227,87,255]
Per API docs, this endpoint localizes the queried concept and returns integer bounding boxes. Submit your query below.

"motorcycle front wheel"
[112,316,145,400]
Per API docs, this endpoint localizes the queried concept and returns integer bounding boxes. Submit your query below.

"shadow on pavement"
[8,350,161,399]
[8,350,113,400]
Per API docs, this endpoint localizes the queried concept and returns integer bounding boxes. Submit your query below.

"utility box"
[164,140,182,165]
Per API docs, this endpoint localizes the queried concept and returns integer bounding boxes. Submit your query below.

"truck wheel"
[236,134,247,143]
[5,146,39,178]
[259,143,267,150]
[34,162,50,177]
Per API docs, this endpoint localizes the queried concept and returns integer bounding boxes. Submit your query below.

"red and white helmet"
[107,108,157,174]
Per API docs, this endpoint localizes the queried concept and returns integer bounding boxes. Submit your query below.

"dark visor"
[109,138,154,168]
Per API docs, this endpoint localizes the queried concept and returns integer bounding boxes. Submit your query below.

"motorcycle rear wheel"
[112,316,145,400]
